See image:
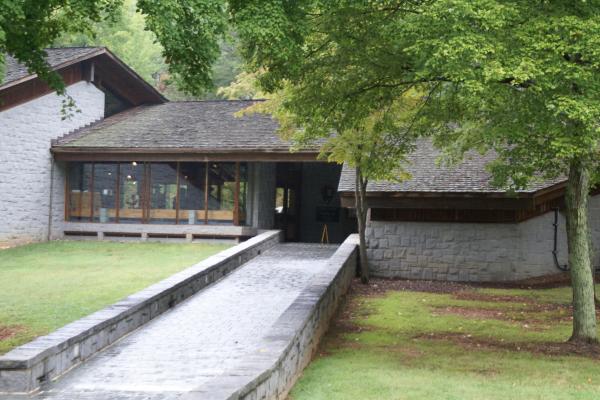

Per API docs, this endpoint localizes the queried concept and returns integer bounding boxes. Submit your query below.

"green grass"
[290,284,600,400]
[0,240,231,355]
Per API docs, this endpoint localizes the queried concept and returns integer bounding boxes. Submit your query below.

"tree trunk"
[565,159,598,343]
[355,167,370,284]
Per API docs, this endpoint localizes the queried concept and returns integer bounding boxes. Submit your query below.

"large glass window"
[207,163,236,224]
[67,162,93,221]
[239,163,248,225]
[179,162,206,224]
[92,163,118,223]
[119,162,145,223]
[149,163,178,224]
[66,161,248,226]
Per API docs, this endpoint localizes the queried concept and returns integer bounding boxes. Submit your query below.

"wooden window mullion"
[204,162,209,225]
[64,164,70,221]
[115,163,120,223]
[89,163,95,222]
[175,162,181,225]
[234,162,240,226]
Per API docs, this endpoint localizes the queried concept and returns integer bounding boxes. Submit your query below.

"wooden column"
[234,162,240,226]
[89,163,95,222]
[204,162,209,224]
[64,165,70,221]
[115,163,120,222]
[175,162,181,225]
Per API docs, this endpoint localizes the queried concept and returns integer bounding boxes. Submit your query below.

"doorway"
[274,163,302,241]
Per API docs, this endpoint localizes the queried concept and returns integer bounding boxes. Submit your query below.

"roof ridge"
[44,46,105,50]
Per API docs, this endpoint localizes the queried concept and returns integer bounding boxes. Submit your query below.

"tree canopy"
[3,0,600,343]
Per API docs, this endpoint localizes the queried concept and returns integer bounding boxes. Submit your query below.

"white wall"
[0,81,105,247]
[367,195,600,282]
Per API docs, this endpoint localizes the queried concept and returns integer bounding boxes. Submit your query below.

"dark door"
[274,163,302,241]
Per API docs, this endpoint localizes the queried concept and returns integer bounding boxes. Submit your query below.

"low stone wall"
[62,221,257,241]
[184,234,359,400]
[366,196,600,281]
[0,230,282,394]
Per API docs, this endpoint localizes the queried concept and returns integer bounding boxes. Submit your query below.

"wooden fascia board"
[0,48,107,91]
[51,148,320,162]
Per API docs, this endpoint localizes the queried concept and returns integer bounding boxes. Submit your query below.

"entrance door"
[274,163,302,241]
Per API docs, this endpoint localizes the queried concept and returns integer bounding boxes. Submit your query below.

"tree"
[398,0,600,344]
[226,1,600,343]
[246,89,417,283]
[5,0,599,343]
[57,0,165,85]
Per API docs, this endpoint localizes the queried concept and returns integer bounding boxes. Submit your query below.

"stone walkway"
[9,243,336,400]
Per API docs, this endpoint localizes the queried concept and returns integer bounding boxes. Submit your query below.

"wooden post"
[234,162,240,226]
[115,163,120,222]
[89,163,95,222]
[64,164,70,221]
[175,162,181,225]
[204,162,209,224]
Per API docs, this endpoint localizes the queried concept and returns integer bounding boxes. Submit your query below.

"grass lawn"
[0,240,231,355]
[289,279,600,400]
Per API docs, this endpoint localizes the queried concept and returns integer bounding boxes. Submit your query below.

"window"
[179,162,206,224]
[66,161,248,226]
[67,162,93,221]
[149,163,178,224]
[92,163,118,223]
[119,162,145,223]
[207,163,236,224]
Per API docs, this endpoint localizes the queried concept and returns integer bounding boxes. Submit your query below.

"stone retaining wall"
[185,234,359,400]
[366,195,600,281]
[0,230,282,394]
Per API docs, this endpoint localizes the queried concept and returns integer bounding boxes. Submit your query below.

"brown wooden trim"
[0,64,83,112]
[89,163,95,221]
[204,162,209,225]
[115,163,121,222]
[0,48,165,111]
[51,149,320,162]
[340,195,535,211]
[0,49,106,92]
[143,162,150,223]
[175,162,181,225]
[234,162,240,226]
[64,165,70,221]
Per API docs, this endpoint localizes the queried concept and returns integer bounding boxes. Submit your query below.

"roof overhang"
[339,181,568,211]
[51,147,321,162]
[0,48,165,111]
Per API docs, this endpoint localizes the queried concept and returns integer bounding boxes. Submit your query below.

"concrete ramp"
[11,243,339,400]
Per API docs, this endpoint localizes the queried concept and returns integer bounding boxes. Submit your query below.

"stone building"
[0,47,355,247]
[1,46,593,282]
[337,140,600,281]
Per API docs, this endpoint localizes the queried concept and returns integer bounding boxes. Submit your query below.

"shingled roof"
[53,100,319,154]
[338,140,565,195]
[2,47,104,88]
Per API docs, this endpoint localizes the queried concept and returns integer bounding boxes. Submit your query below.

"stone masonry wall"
[367,195,600,282]
[0,81,105,247]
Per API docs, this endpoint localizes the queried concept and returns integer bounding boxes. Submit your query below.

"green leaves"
[137,0,228,96]
[1,0,123,93]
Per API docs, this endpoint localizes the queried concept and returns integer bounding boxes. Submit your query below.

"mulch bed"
[414,332,600,359]
[0,325,25,341]
[334,277,600,359]
[349,278,471,297]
